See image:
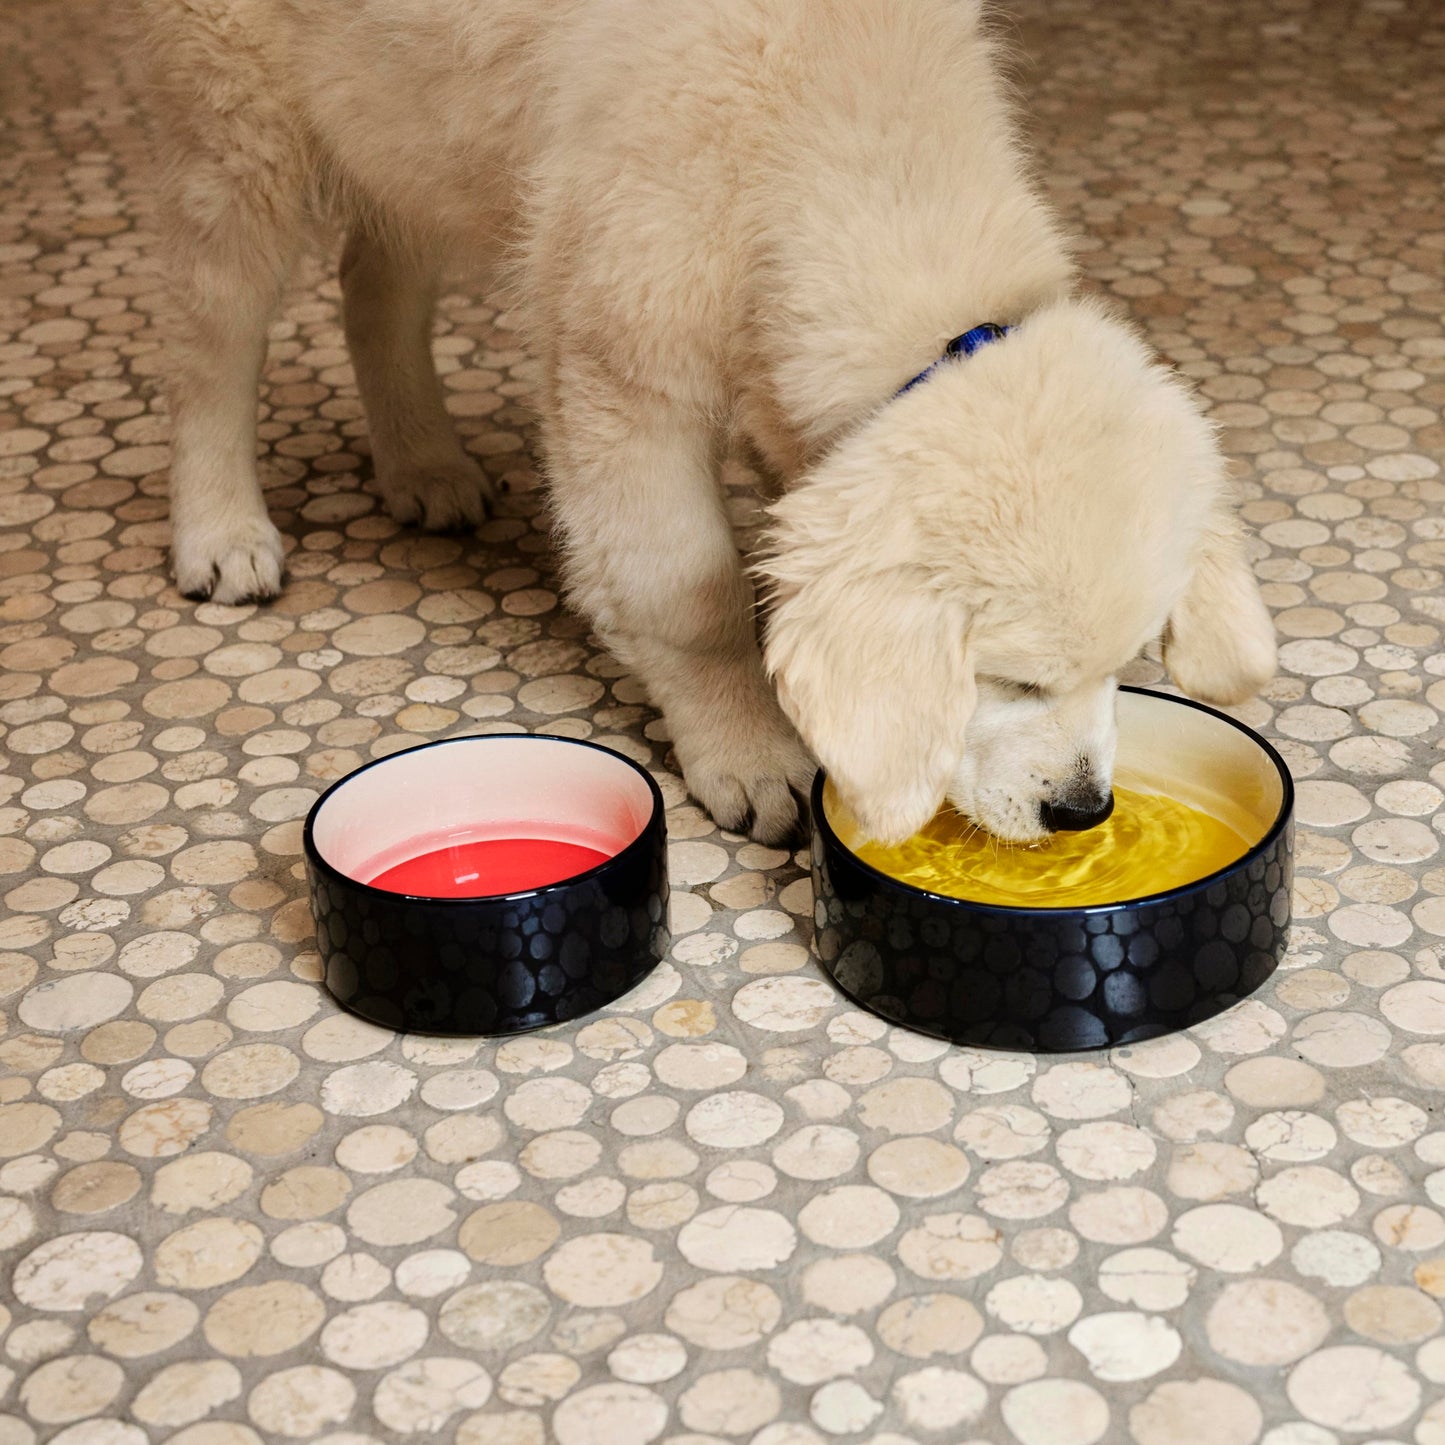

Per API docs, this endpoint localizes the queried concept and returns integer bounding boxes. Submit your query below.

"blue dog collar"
[896,321,1011,396]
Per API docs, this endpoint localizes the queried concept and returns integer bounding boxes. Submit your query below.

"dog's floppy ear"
[763,564,975,845]
[1163,515,1276,705]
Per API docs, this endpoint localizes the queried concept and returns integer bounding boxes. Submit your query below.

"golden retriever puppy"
[140,0,1275,846]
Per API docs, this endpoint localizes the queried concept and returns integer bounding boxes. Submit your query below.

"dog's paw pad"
[686,743,817,847]
[173,522,285,605]
[379,461,495,533]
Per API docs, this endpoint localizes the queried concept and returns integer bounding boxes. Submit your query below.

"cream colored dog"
[142,0,1276,847]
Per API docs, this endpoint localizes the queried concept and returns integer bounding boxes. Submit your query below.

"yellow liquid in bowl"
[852,786,1251,908]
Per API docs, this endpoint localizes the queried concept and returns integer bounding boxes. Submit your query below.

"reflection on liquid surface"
[854,786,1250,908]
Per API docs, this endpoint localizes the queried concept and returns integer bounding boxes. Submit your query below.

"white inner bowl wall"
[310,737,656,884]
[1112,690,1283,845]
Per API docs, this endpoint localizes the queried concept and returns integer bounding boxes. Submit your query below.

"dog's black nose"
[1040,790,1115,833]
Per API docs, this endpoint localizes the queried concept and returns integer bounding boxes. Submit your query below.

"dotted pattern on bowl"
[309,825,670,1035]
[814,807,1293,1051]
[2,0,1445,1442]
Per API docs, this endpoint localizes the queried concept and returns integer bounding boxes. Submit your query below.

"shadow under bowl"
[304,734,669,1035]
[811,686,1294,1053]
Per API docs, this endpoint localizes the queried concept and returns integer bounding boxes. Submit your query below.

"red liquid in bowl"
[368,835,613,898]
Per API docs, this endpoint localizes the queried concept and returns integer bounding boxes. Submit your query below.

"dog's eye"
[987,676,1047,700]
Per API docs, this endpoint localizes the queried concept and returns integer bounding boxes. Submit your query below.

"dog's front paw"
[378,459,495,533]
[678,726,817,847]
[173,517,285,604]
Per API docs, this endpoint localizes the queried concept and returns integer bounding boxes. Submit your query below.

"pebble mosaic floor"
[3,0,1445,1442]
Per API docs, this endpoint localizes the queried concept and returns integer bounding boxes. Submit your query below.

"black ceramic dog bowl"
[811,686,1293,1052]
[304,735,668,1034]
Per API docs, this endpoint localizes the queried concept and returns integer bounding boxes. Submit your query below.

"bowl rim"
[302,732,666,906]
[812,684,1295,918]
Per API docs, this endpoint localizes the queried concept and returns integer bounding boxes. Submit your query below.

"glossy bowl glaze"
[304,735,668,1034]
[811,687,1293,1052]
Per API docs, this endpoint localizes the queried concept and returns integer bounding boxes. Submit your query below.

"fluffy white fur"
[761,297,1277,842]
[140,0,1276,845]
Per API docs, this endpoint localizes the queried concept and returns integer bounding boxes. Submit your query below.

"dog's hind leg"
[545,356,816,846]
[146,10,311,607]
[341,231,494,532]
[160,174,299,604]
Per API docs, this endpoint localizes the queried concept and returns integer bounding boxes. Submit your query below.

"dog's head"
[759,297,1276,844]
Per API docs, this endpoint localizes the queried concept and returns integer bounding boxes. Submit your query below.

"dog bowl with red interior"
[304,734,668,1034]
[811,686,1294,1052]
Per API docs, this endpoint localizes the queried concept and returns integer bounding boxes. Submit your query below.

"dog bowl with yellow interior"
[304,734,668,1034]
[811,686,1293,1051]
